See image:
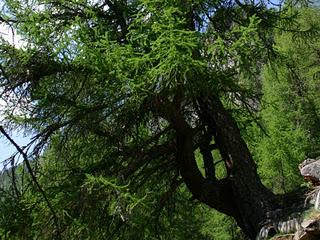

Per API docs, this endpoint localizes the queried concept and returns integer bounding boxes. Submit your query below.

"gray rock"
[299,159,320,185]
[301,220,315,229]
[294,229,310,240]
[299,159,319,170]
[294,219,320,240]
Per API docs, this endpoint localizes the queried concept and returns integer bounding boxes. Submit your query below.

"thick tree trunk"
[167,93,280,239]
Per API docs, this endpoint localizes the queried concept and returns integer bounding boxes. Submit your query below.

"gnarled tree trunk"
[166,93,280,239]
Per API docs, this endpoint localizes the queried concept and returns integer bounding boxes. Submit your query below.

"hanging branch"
[0,126,61,239]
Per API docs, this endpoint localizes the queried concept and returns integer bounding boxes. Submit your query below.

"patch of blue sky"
[0,131,31,170]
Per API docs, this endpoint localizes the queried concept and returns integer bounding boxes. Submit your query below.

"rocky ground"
[258,158,320,240]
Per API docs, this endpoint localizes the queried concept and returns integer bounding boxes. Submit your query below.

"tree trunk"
[168,93,280,239]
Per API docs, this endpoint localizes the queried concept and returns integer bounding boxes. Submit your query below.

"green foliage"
[0,0,319,239]
[248,7,320,193]
[0,133,223,239]
[199,207,247,240]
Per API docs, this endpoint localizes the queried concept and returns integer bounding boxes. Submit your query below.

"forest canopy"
[0,0,319,239]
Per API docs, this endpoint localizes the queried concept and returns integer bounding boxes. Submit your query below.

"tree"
[247,7,320,194]
[0,0,318,239]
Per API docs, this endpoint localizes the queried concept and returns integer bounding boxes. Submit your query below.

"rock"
[304,219,320,235]
[294,219,320,240]
[275,217,302,234]
[301,220,315,229]
[299,159,320,186]
[272,235,294,240]
[257,225,277,240]
[299,159,318,169]
[294,229,310,240]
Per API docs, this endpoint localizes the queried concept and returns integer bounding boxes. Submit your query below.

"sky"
[0,132,30,165]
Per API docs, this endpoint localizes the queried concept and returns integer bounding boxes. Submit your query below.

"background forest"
[0,0,320,239]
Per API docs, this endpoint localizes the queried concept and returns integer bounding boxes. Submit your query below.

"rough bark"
[164,93,280,239]
[199,132,217,181]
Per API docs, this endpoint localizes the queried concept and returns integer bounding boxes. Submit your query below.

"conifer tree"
[0,0,319,239]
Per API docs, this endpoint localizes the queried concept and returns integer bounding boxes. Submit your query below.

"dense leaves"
[248,8,320,193]
[0,0,319,239]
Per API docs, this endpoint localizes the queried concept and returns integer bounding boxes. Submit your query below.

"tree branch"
[0,126,61,239]
[199,131,216,181]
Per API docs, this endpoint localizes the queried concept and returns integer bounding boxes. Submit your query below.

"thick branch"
[159,100,238,216]
[197,94,279,236]
[199,131,216,181]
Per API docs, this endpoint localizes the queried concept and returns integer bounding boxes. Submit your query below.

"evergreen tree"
[249,7,320,193]
[0,0,318,239]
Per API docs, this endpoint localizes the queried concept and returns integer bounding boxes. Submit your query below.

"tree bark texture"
[166,93,280,239]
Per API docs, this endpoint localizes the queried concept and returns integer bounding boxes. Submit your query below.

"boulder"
[299,159,320,186]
